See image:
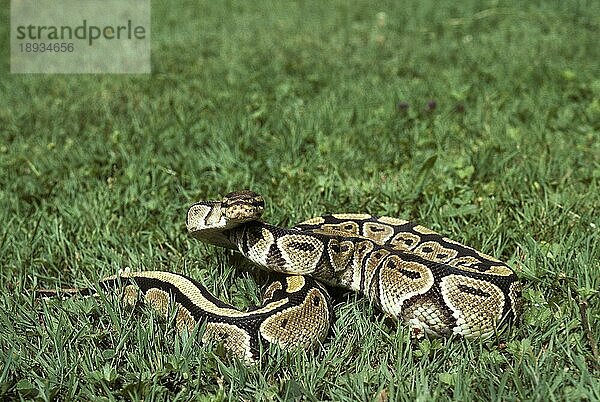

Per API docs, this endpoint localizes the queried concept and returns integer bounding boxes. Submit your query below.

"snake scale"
[38,190,522,362]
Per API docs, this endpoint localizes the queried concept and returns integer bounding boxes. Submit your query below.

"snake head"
[222,190,265,223]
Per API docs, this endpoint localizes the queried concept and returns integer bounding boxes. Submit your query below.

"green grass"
[1,0,599,400]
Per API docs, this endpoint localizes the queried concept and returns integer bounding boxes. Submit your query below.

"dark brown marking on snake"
[288,241,317,252]
[457,284,490,298]
[267,244,285,267]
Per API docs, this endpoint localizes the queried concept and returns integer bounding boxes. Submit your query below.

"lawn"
[1,0,599,400]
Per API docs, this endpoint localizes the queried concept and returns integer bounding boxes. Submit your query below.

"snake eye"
[280,319,288,329]
[313,296,320,306]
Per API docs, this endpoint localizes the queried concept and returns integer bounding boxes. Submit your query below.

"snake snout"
[186,203,211,232]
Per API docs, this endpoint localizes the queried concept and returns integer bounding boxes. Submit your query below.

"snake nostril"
[313,296,320,306]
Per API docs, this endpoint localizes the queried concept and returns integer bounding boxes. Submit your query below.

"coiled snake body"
[39,190,521,362]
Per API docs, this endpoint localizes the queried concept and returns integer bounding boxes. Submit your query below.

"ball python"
[187,190,522,342]
[38,190,521,362]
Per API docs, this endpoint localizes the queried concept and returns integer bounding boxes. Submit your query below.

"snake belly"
[187,192,522,339]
